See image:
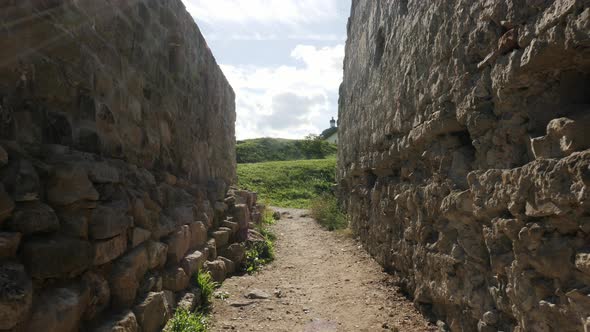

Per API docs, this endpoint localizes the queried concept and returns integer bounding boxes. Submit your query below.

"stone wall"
[0,1,249,331]
[338,1,590,331]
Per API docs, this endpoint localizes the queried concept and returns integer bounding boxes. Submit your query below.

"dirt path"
[209,208,435,332]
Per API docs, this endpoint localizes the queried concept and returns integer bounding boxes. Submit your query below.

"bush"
[310,194,348,231]
[194,271,218,306]
[164,307,208,332]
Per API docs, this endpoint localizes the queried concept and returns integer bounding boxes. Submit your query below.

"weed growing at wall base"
[164,308,208,332]
[195,271,219,307]
[310,194,348,231]
[244,223,276,273]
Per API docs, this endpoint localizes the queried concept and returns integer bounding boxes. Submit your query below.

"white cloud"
[204,33,346,42]
[183,0,339,25]
[220,44,344,139]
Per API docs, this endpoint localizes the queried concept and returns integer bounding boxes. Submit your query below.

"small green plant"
[194,271,218,306]
[310,194,348,231]
[164,307,208,332]
[244,227,275,273]
[262,207,277,225]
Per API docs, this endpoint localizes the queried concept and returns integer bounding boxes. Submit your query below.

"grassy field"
[236,137,336,163]
[237,158,336,208]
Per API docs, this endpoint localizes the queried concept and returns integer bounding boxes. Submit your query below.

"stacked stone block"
[0,0,252,331]
[338,1,590,331]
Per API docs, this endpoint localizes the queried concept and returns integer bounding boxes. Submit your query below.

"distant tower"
[330,117,336,128]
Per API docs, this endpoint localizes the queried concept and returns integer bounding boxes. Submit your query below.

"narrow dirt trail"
[209,208,435,332]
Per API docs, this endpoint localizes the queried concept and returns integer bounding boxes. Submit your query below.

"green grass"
[244,230,275,274]
[194,271,218,307]
[237,157,336,208]
[164,308,208,332]
[236,137,336,163]
[310,194,348,231]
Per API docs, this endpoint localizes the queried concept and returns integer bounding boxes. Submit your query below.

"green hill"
[237,158,336,208]
[236,137,336,163]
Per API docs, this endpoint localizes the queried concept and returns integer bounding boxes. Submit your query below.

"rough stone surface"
[7,201,59,235]
[0,0,261,330]
[181,250,207,277]
[189,220,208,248]
[145,241,168,270]
[162,267,190,292]
[212,227,231,248]
[46,165,99,206]
[338,1,590,331]
[26,286,88,332]
[177,290,200,311]
[0,184,15,224]
[0,232,21,258]
[130,227,152,248]
[163,225,191,264]
[91,311,138,332]
[0,262,32,330]
[133,292,170,332]
[93,233,128,265]
[221,220,239,235]
[22,237,92,279]
[82,272,110,321]
[204,260,226,283]
[89,205,133,240]
[0,145,7,167]
[109,246,149,309]
[221,243,246,265]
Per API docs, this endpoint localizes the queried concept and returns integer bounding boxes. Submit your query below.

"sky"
[181,0,351,140]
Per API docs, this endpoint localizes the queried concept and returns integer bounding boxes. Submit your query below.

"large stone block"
[26,286,88,332]
[130,227,152,247]
[145,240,168,270]
[133,292,170,332]
[188,220,207,248]
[22,237,92,279]
[82,271,110,321]
[90,311,138,332]
[0,144,7,166]
[162,266,189,292]
[163,225,191,264]
[207,238,217,260]
[219,256,235,275]
[109,245,149,309]
[46,164,99,206]
[337,1,590,330]
[89,204,133,240]
[0,262,32,330]
[86,162,121,184]
[0,184,15,224]
[212,227,231,248]
[3,159,40,202]
[221,219,239,235]
[0,232,21,258]
[180,250,206,277]
[221,243,246,265]
[203,259,226,283]
[57,210,89,239]
[232,204,250,241]
[7,201,59,235]
[93,233,128,265]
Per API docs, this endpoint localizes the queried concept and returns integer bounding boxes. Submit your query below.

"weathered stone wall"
[0,1,249,331]
[338,1,590,331]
